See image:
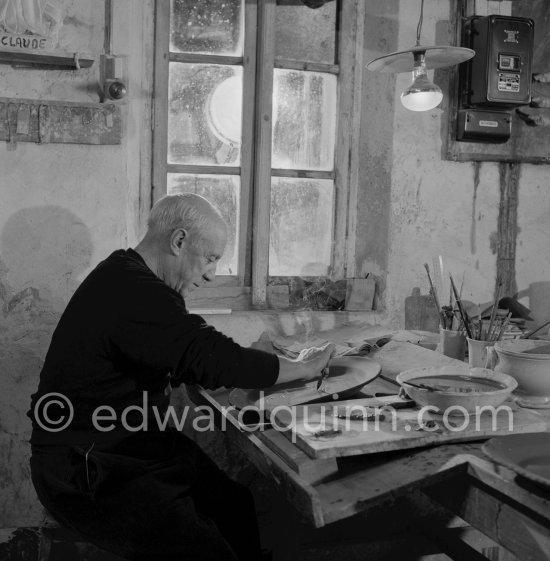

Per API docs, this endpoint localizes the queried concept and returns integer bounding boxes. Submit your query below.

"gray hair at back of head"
[147,193,225,249]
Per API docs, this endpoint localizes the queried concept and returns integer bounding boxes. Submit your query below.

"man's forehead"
[195,218,226,254]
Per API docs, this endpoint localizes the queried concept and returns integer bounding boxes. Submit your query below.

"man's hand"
[276,343,335,385]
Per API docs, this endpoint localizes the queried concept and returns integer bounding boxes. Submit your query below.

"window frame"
[152,0,365,309]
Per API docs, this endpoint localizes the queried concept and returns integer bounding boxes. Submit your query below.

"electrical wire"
[415,0,425,46]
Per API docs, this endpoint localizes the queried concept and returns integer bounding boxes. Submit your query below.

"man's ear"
[170,228,187,255]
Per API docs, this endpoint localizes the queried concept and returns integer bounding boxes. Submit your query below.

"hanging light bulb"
[400,52,443,111]
[366,0,474,112]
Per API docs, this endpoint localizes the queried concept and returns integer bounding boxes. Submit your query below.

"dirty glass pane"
[170,0,244,56]
[272,70,337,171]
[168,63,242,165]
[167,174,240,276]
[269,178,334,276]
[275,0,337,64]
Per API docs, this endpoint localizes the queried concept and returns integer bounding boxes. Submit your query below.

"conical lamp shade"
[400,73,443,111]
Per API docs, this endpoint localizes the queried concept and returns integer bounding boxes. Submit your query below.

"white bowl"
[493,339,550,408]
[396,366,517,415]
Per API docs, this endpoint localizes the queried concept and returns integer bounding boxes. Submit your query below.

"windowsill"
[190,309,387,347]
[189,308,381,318]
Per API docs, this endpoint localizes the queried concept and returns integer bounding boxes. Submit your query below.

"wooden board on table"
[270,398,549,460]
[371,340,463,382]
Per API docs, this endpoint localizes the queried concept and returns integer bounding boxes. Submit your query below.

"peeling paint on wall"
[496,162,520,297]
[0,0,155,529]
[470,161,480,254]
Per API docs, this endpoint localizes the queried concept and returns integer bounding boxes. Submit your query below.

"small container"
[437,328,466,361]
[467,338,494,369]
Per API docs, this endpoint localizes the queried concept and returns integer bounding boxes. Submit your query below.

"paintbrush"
[316,365,330,392]
[402,380,452,393]
[449,274,474,339]
[487,281,503,342]
[424,263,447,328]
[494,312,512,342]
[522,318,550,339]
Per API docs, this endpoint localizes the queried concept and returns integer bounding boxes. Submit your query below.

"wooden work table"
[190,341,550,561]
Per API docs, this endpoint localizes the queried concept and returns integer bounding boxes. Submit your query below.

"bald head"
[147,193,227,251]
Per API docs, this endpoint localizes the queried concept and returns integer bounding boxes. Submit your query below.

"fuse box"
[465,15,534,108]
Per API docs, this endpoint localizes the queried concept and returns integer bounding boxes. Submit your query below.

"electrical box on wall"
[457,109,511,143]
[467,15,534,107]
[457,15,534,143]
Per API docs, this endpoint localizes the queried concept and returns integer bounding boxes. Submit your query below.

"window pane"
[170,0,244,56]
[269,178,334,276]
[167,174,240,276]
[272,70,336,171]
[168,64,242,166]
[275,1,337,64]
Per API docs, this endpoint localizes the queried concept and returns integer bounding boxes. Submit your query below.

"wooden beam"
[274,58,339,74]
[334,0,363,278]
[151,0,170,203]
[240,0,259,286]
[251,0,276,308]
[496,163,520,297]
[168,52,243,65]
[166,164,241,176]
[271,168,335,179]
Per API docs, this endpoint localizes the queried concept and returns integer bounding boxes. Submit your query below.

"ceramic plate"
[229,356,381,410]
[482,433,550,491]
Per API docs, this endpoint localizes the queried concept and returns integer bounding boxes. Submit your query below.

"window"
[153,0,364,309]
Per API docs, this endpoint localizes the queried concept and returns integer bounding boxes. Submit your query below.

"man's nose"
[203,269,216,282]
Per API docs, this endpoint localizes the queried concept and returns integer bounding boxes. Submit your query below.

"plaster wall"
[360,0,550,327]
[0,0,154,526]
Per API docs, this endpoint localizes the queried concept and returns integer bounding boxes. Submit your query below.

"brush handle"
[424,263,447,328]
[450,275,473,339]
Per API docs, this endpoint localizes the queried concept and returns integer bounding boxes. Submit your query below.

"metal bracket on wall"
[0,48,93,69]
[0,98,122,145]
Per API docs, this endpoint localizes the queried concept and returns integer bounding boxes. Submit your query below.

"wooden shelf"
[0,98,121,145]
[0,48,94,69]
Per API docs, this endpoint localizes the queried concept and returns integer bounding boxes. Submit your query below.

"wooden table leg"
[271,494,301,561]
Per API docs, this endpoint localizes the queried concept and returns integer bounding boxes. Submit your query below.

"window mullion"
[345,0,365,278]
[168,53,243,65]
[334,0,364,278]
[167,164,241,175]
[240,0,258,287]
[274,59,339,74]
[152,0,171,203]
[251,0,276,308]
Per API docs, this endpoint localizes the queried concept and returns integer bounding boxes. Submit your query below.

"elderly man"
[29,193,332,561]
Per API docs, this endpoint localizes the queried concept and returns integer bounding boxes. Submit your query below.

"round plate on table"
[482,432,550,491]
[229,356,381,410]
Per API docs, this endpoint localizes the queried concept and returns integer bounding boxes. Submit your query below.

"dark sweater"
[28,249,278,435]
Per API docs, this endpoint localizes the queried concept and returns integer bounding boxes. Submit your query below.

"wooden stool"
[39,510,126,561]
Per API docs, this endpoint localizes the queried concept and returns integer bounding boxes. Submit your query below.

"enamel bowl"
[396,366,517,415]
